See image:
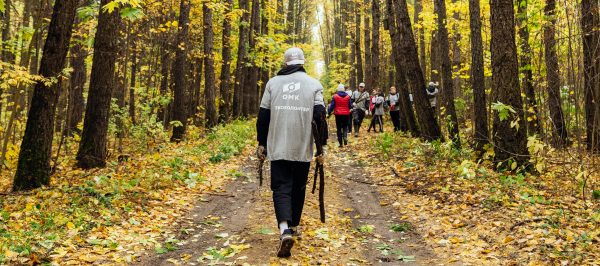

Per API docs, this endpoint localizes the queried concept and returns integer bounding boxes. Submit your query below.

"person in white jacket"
[426,82,439,114]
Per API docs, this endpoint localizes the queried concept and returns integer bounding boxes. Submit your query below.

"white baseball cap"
[359,82,365,87]
[337,84,345,92]
[284,47,305,65]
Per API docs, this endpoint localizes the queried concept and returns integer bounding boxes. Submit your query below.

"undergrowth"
[0,120,255,264]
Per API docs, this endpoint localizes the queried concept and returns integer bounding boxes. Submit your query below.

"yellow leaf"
[66,222,75,230]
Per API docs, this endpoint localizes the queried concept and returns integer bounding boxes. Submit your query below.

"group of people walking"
[327,83,419,147]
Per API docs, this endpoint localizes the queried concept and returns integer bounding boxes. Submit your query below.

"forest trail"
[135,129,440,265]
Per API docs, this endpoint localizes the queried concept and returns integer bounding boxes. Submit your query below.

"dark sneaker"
[277,229,294,258]
[344,138,348,145]
[354,132,358,137]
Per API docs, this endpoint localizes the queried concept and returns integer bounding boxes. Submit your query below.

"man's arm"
[314,86,328,145]
[327,96,335,115]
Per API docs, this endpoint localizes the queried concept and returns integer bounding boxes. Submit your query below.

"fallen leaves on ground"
[351,124,599,265]
[0,120,255,264]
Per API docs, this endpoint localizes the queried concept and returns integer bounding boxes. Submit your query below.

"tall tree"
[543,0,568,147]
[129,42,137,124]
[469,0,489,153]
[66,19,87,136]
[450,0,462,92]
[1,0,13,63]
[204,1,218,127]
[391,0,441,140]
[517,0,540,135]
[354,1,364,84]
[386,0,418,135]
[219,0,233,123]
[490,0,529,167]
[581,0,600,151]
[414,0,426,75]
[76,0,121,168]
[434,0,460,147]
[430,2,441,83]
[244,0,260,116]
[233,0,250,118]
[364,12,372,89]
[170,0,191,141]
[13,0,79,191]
[286,0,296,42]
[370,0,380,89]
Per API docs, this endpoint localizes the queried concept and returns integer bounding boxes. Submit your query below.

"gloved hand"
[256,146,267,161]
[327,113,332,119]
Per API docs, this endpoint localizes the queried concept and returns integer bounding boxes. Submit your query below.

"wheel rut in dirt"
[134,138,439,265]
[135,161,257,265]
[332,145,440,265]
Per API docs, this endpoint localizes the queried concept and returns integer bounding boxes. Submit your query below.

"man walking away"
[368,90,385,133]
[328,84,352,147]
[351,83,370,137]
[256,47,327,258]
[387,87,401,132]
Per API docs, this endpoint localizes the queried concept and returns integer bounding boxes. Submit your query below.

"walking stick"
[258,157,264,187]
[311,121,326,223]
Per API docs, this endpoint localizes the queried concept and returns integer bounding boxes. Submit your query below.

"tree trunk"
[386,0,418,135]
[469,0,489,153]
[355,3,364,84]
[490,0,529,167]
[76,0,121,168]
[451,0,462,94]
[517,0,540,135]
[349,3,357,90]
[170,0,190,142]
[364,12,372,90]
[244,0,260,116]
[430,3,441,84]
[233,0,250,118]
[543,0,568,147]
[370,0,380,89]
[286,0,296,42]
[581,0,600,151]
[204,2,218,128]
[129,42,137,125]
[219,0,233,123]
[66,27,87,136]
[434,0,461,148]
[391,0,441,140]
[13,0,78,191]
[414,0,426,75]
[1,0,13,63]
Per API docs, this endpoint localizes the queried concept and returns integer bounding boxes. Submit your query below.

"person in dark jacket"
[256,47,327,258]
[328,84,353,147]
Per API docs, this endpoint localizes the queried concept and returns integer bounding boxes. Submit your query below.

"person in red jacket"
[328,84,353,147]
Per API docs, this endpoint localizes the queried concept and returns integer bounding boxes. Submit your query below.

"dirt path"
[136,136,439,265]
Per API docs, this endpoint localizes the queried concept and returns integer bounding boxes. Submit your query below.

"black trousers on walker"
[390,110,401,132]
[352,109,366,133]
[271,160,311,227]
[335,115,350,145]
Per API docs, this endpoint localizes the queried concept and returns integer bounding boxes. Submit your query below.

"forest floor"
[0,120,598,265]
